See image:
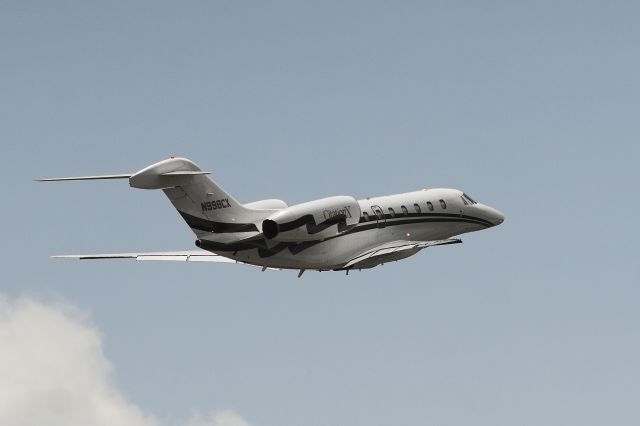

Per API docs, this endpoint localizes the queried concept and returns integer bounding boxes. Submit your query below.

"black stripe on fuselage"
[277,213,351,234]
[364,211,494,228]
[196,214,493,258]
[179,210,352,235]
[178,210,259,233]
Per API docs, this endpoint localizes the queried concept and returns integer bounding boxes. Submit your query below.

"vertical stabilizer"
[129,158,263,236]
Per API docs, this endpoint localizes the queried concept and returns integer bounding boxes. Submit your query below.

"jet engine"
[261,196,361,242]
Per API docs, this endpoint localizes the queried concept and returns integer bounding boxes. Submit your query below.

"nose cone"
[476,204,504,227]
[488,207,505,226]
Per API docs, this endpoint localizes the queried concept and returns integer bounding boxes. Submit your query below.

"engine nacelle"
[244,199,289,210]
[261,196,361,242]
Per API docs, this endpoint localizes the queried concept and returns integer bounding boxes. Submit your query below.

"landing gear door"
[371,205,386,228]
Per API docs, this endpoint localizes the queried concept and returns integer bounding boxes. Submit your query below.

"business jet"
[38,157,504,276]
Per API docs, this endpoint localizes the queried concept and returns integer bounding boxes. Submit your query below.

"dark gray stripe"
[196,216,490,258]
[178,211,258,233]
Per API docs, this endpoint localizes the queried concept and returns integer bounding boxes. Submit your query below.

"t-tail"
[36,157,268,239]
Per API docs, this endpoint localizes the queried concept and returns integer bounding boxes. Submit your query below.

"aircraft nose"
[488,207,505,226]
[477,204,504,227]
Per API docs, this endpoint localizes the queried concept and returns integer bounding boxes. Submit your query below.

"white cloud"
[0,294,249,426]
[186,410,250,426]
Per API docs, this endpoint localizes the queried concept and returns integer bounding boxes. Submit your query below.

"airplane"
[37,157,504,277]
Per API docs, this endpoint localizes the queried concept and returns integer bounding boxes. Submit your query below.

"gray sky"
[1,1,639,425]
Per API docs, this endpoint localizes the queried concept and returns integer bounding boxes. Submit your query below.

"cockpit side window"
[461,196,469,205]
[463,193,477,204]
[427,201,434,211]
[439,199,447,209]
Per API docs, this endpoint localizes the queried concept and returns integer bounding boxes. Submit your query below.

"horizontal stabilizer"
[35,174,132,182]
[35,170,210,182]
[160,171,211,176]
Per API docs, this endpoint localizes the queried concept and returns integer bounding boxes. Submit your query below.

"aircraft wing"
[52,250,264,266]
[343,239,462,269]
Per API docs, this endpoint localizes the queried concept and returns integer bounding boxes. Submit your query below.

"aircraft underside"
[205,220,481,270]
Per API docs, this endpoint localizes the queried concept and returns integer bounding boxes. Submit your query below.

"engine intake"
[262,219,280,239]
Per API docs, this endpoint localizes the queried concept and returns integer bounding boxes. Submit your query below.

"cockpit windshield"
[462,193,477,204]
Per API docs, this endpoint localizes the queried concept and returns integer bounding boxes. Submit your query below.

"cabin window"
[388,207,396,217]
[461,196,469,205]
[439,199,447,209]
[362,212,369,221]
[375,209,384,220]
[401,205,408,215]
[427,201,434,211]
[414,203,421,213]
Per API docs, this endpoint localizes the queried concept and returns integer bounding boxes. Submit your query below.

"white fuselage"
[40,158,504,273]
[203,188,504,270]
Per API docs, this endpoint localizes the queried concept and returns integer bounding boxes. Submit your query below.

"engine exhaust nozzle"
[262,219,279,240]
